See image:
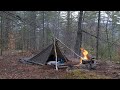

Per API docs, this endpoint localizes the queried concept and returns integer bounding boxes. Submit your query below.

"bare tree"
[42,11,45,48]
[28,11,37,51]
[0,16,3,55]
[64,11,71,55]
[56,11,60,38]
[96,11,101,60]
[105,17,111,60]
[74,11,83,57]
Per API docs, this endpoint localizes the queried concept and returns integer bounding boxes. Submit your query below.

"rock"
[112,72,117,74]
[0,56,3,59]
[116,61,120,64]
[91,64,97,70]
[118,73,120,76]
[79,64,87,69]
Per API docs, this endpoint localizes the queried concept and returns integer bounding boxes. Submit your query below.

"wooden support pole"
[54,38,58,71]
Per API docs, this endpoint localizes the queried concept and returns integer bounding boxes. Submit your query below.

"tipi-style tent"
[20,37,96,70]
[27,40,69,66]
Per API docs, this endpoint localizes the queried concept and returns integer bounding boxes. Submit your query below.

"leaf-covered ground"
[0,51,120,79]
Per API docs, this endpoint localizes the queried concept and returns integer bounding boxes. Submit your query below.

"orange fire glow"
[80,48,90,64]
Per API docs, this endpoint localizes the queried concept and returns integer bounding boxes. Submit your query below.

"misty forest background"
[0,11,120,61]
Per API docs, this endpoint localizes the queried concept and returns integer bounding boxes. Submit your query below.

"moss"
[64,70,111,79]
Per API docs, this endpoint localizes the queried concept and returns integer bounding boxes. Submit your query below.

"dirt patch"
[0,54,67,79]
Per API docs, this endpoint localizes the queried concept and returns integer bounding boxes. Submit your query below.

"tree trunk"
[74,11,83,57]
[28,11,37,51]
[105,17,111,60]
[4,18,11,50]
[64,11,71,55]
[96,11,101,60]
[0,16,3,55]
[42,11,45,48]
[46,21,50,46]
[56,11,60,38]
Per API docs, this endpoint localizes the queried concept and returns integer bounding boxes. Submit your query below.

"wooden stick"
[55,37,84,59]
[54,38,58,71]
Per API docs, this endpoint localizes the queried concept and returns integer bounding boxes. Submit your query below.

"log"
[82,60,94,64]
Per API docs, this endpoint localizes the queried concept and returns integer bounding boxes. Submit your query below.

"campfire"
[80,48,91,64]
[78,48,96,70]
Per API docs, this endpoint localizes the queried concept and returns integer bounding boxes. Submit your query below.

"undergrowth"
[64,69,111,79]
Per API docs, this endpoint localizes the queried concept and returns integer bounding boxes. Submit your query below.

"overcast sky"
[61,11,108,18]
[60,11,120,24]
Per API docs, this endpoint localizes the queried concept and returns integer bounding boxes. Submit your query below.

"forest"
[0,11,120,79]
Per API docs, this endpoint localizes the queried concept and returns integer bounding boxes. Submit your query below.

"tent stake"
[54,38,58,71]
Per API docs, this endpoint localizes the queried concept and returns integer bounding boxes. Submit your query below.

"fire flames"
[80,48,90,64]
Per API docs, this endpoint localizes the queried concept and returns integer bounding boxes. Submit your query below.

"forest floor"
[0,51,120,79]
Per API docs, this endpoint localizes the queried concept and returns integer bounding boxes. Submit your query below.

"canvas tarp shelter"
[27,40,69,65]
